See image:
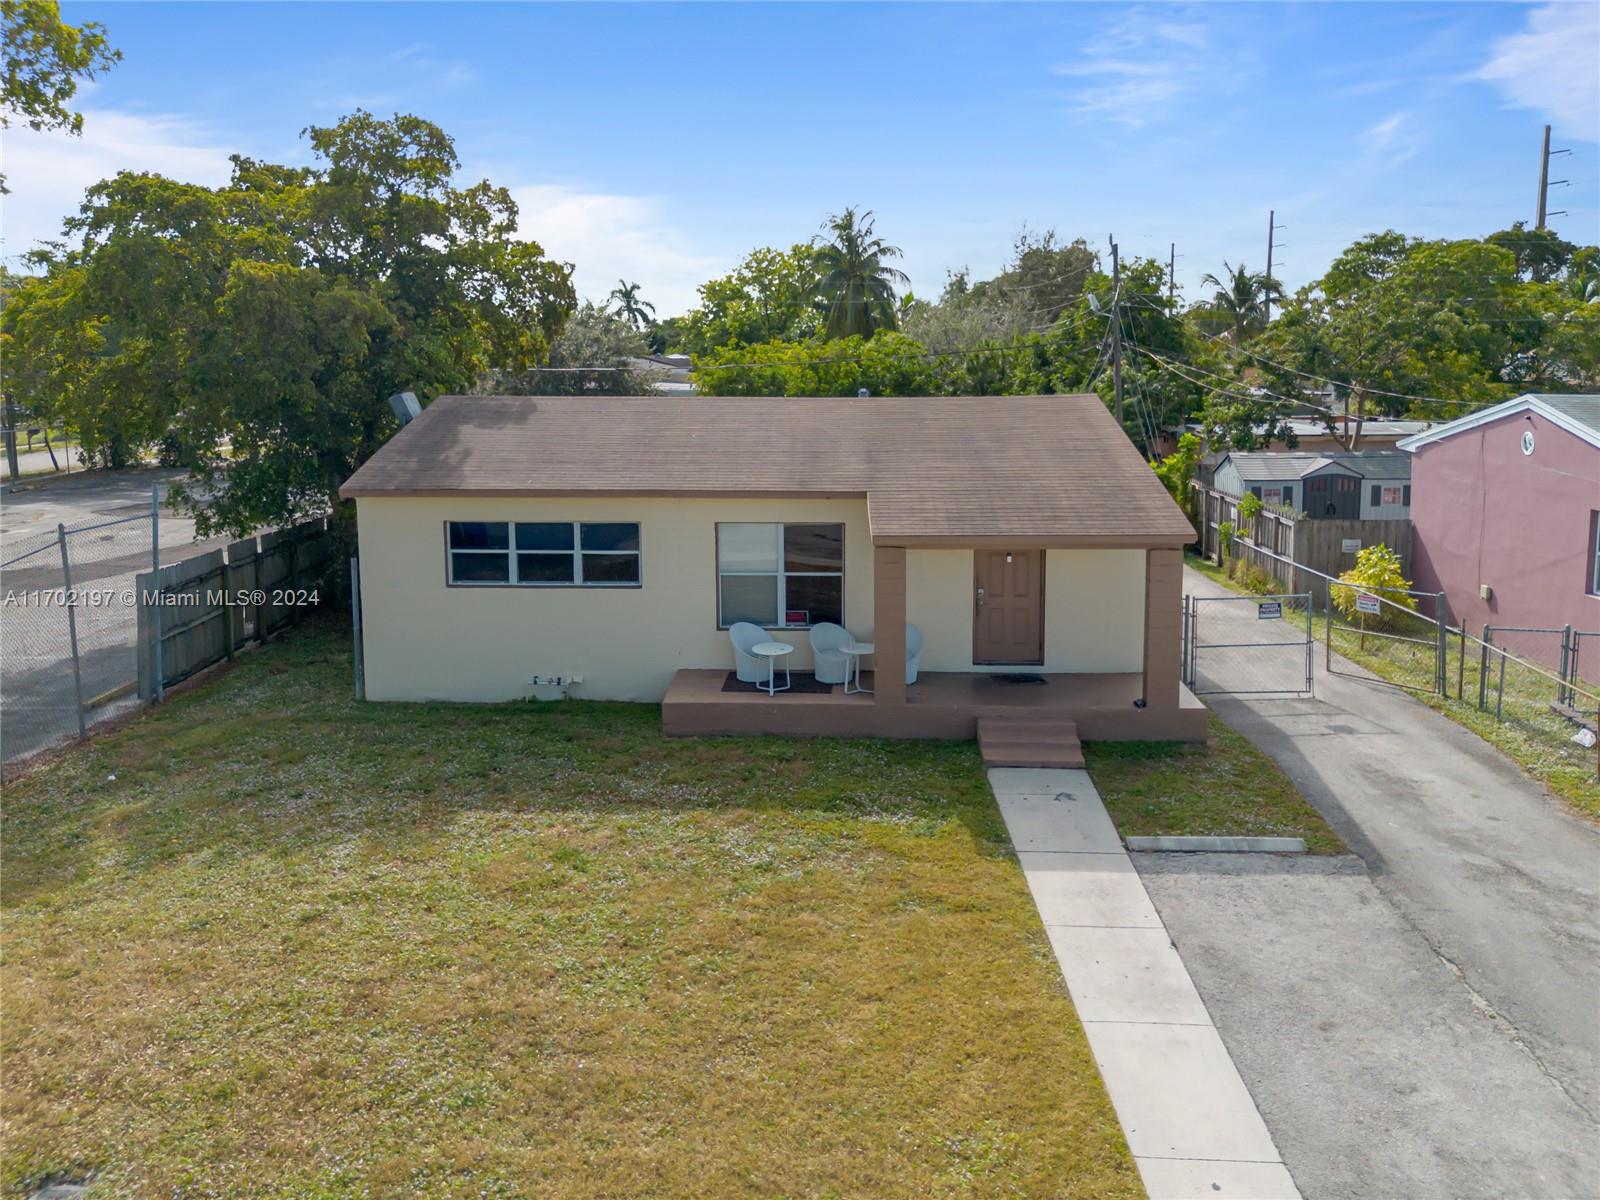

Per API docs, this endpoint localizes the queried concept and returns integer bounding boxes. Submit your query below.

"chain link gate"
[1183,593,1314,697]
[1324,587,1447,695]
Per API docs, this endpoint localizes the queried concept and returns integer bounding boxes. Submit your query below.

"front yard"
[3,623,1142,1198]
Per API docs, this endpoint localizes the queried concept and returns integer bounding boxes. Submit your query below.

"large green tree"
[2,110,576,534]
[483,301,656,396]
[1,0,120,191]
[675,243,818,354]
[813,208,909,340]
[1,0,119,133]
[1236,229,1599,447]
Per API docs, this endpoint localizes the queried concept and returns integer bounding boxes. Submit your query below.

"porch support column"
[1142,547,1183,709]
[873,544,907,705]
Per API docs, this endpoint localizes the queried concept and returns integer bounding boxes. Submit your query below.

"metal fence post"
[1558,624,1573,707]
[57,524,87,738]
[1435,592,1448,696]
[1305,591,1315,695]
[151,482,164,701]
[1478,626,1490,711]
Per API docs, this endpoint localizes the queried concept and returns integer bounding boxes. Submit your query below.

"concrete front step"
[978,716,1084,768]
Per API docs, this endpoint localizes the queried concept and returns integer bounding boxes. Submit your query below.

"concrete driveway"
[1164,566,1599,1198]
[1140,853,1596,1199]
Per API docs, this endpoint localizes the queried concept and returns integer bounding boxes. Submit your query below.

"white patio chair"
[729,622,770,684]
[905,623,925,685]
[809,622,852,685]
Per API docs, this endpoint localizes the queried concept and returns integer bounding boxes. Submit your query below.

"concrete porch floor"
[661,668,1207,741]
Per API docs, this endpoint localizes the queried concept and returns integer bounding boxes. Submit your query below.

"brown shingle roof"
[339,394,1195,545]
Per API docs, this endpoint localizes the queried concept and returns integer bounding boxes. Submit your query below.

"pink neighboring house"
[1399,394,1600,654]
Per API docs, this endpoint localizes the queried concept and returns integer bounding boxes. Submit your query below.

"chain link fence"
[3,496,337,765]
[1183,593,1314,696]
[1197,533,1599,787]
[2,505,157,762]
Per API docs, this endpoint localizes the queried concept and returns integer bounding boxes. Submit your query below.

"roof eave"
[1397,394,1600,453]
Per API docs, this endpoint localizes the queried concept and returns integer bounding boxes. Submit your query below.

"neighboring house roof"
[1218,450,1411,483]
[1397,393,1600,453]
[339,393,1195,545]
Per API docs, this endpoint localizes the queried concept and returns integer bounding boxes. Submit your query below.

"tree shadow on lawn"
[2,619,1008,905]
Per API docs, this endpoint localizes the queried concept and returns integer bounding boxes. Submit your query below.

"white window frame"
[716,522,844,629]
[1380,485,1404,506]
[445,521,641,588]
[1591,514,1600,595]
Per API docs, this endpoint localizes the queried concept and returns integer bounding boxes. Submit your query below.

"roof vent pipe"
[388,392,422,425]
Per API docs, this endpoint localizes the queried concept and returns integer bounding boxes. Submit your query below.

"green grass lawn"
[1185,553,1600,817]
[1087,715,1345,854]
[2,622,1144,1199]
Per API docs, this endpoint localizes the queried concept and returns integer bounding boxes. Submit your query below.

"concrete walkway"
[990,767,1300,1200]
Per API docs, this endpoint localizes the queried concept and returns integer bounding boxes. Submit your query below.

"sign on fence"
[1341,538,1362,554]
[1355,593,1382,615]
[1257,601,1283,620]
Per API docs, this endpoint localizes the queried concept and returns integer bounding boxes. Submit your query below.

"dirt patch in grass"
[1087,714,1346,854]
[2,620,1141,1199]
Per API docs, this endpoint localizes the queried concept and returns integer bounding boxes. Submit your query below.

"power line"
[1213,340,1484,410]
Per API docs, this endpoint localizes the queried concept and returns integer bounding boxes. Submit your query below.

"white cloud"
[508,183,723,316]
[1364,111,1421,164]
[1,107,234,264]
[1476,2,1600,139]
[1055,9,1222,127]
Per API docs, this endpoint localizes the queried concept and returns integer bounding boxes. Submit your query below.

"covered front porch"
[664,543,1207,744]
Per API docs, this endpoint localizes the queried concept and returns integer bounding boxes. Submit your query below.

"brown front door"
[972,550,1044,665]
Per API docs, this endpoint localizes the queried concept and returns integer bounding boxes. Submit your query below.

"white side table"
[839,640,874,694]
[751,642,794,695]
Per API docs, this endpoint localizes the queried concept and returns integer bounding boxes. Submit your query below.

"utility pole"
[1110,236,1123,429]
[1168,242,1176,304]
[1537,125,1550,228]
[1535,124,1571,228]
[1264,209,1284,323]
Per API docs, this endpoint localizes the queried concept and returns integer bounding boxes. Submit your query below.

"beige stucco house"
[340,394,1206,754]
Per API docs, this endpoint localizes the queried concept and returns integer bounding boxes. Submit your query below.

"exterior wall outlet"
[1479,584,1493,602]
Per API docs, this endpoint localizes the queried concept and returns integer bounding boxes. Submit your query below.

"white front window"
[716,523,843,628]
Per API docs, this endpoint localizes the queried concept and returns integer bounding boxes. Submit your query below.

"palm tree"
[812,208,910,340]
[1199,261,1283,343]
[607,280,656,331]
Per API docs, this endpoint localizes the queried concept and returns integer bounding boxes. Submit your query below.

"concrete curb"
[1125,835,1306,854]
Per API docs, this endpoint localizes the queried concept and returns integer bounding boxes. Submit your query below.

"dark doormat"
[721,671,836,695]
[992,673,1047,685]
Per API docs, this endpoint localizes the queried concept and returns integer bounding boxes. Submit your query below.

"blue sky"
[5,2,1598,315]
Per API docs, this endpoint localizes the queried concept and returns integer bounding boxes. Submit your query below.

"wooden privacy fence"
[136,519,334,697]
[1190,481,1412,604]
